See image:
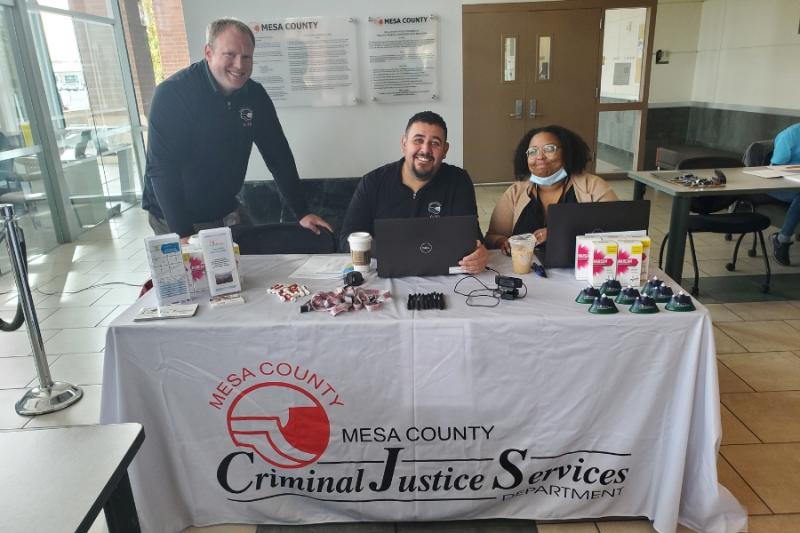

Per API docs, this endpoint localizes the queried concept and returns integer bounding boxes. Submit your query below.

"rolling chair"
[232,223,337,255]
[658,156,771,295]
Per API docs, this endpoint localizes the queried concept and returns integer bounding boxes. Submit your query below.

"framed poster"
[250,17,359,107]
[366,15,439,103]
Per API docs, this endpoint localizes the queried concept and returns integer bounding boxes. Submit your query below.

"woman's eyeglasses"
[526,144,559,158]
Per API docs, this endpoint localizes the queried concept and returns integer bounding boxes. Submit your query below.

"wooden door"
[464,6,603,183]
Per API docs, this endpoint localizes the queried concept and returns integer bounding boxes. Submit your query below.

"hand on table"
[459,240,489,274]
[500,238,511,256]
[299,214,333,235]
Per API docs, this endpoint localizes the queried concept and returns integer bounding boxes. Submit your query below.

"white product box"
[587,230,647,239]
[640,236,651,285]
[198,227,241,298]
[616,239,643,288]
[182,240,241,297]
[575,235,604,281]
[589,240,618,287]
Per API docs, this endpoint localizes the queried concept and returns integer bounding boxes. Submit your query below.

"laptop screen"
[374,215,479,278]
[539,200,651,268]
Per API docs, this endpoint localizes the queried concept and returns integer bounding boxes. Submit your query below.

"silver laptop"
[374,215,479,278]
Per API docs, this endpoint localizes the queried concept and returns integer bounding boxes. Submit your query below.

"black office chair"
[658,156,771,295]
[742,139,774,167]
[233,223,337,255]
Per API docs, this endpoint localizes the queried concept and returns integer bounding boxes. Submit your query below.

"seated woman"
[485,125,618,254]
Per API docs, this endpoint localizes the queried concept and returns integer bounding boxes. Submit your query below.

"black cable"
[34,281,142,296]
[453,272,528,308]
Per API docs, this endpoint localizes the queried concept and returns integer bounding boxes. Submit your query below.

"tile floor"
[1,180,799,532]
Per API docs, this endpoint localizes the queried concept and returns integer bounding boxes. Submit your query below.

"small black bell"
[643,276,661,297]
[629,295,659,314]
[654,283,674,303]
[599,279,622,297]
[576,286,601,304]
[589,294,619,314]
[615,286,641,305]
[665,291,696,312]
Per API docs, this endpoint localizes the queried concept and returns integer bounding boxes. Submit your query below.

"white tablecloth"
[100,253,746,533]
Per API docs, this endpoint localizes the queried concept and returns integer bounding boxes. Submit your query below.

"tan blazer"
[485,173,618,249]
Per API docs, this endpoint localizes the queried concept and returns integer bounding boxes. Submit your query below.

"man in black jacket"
[142,18,330,238]
[340,111,488,274]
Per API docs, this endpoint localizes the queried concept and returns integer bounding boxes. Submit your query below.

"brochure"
[144,233,191,306]
[198,227,242,297]
[134,304,198,321]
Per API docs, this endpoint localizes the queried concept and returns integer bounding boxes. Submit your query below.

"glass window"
[33,9,142,230]
[503,36,517,82]
[32,0,112,20]
[0,6,59,265]
[596,110,640,173]
[537,36,551,81]
[600,8,646,103]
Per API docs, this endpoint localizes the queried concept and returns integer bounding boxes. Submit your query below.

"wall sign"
[249,17,359,107]
[366,14,439,103]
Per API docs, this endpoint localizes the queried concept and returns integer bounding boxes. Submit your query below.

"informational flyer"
[366,14,439,103]
[249,17,359,107]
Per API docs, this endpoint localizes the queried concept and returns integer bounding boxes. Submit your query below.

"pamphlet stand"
[1,204,82,415]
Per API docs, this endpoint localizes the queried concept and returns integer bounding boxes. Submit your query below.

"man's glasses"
[526,144,559,158]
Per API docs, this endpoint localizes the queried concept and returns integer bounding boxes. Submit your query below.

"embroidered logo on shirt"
[428,201,442,217]
[239,108,254,127]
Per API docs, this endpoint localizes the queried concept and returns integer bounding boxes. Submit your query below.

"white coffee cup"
[347,232,372,273]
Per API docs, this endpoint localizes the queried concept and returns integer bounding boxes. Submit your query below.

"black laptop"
[536,200,651,268]
[374,215,479,278]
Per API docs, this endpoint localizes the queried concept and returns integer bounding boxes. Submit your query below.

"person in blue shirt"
[769,123,800,265]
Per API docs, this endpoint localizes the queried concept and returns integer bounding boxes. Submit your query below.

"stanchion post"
[1,204,83,415]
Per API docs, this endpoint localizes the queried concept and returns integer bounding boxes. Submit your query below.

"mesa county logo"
[227,382,329,468]
[208,360,344,469]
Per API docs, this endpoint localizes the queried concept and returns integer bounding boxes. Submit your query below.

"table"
[628,167,800,283]
[0,423,145,533]
[100,254,746,533]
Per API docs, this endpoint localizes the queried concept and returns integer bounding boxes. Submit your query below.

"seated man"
[769,123,800,265]
[339,111,488,274]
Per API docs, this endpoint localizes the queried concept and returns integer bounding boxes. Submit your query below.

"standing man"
[339,111,488,274]
[769,123,800,265]
[142,18,331,238]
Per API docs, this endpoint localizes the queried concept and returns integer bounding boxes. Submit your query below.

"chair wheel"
[747,249,756,257]
[724,234,732,241]
[725,263,735,271]
[691,287,699,297]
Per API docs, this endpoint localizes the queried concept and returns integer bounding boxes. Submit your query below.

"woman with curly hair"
[485,125,618,254]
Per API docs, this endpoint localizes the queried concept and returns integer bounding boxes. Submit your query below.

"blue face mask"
[530,167,568,186]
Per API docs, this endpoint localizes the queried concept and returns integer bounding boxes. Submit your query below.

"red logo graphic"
[576,244,590,269]
[616,250,639,274]
[226,382,330,468]
[592,250,613,274]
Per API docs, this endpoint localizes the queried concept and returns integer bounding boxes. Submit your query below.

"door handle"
[509,99,523,119]
[529,98,542,118]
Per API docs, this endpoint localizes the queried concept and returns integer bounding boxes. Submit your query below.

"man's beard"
[411,153,437,181]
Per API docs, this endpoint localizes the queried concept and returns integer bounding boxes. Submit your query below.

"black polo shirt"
[339,159,481,251]
[142,60,308,237]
